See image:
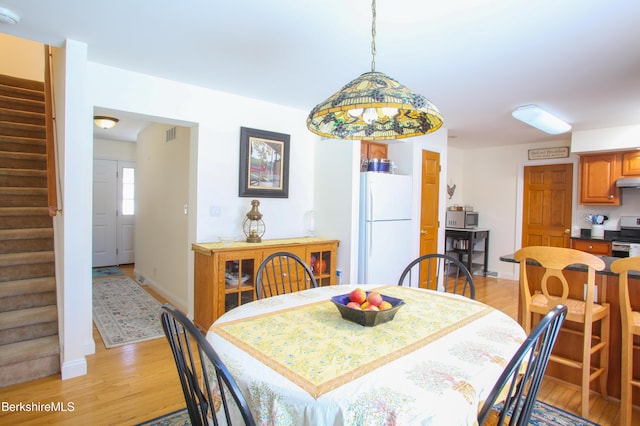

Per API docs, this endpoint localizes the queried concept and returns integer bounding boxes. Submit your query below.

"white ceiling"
[1,0,639,148]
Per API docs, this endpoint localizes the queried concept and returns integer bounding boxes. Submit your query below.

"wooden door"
[522,163,573,248]
[419,150,440,288]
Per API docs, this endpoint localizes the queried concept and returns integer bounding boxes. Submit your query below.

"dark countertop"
[572,228,619,242]
[499,253,623,277]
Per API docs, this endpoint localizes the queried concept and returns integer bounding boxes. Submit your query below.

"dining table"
[206,284,526,425]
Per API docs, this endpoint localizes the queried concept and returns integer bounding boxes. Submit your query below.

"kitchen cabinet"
[192,237,339,329]
[622,151,640,176]
[361,140,388,159]
[570,238,612,256]
[445,228,489,276]
[579,153,621,205]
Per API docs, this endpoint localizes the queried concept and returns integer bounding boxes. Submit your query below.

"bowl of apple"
[331,288,405,326]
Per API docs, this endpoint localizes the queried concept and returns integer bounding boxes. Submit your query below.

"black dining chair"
[397,253,476,299]
[159,304,256,426]
[477,304,568,426]
[255,251,317,299]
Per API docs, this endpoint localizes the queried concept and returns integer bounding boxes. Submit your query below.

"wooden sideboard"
[192,237,339,329]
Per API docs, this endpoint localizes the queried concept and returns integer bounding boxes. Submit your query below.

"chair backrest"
[611,256,640,335]
[159,304,256,426]
[478,304,568,426]
[514,246,605,311]
[256,251,317,299]
[397,253,475,299]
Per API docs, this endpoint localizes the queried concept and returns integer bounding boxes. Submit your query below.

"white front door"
[92,159,136,266]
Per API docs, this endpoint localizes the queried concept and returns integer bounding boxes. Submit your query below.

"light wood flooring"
[0,267,630,425]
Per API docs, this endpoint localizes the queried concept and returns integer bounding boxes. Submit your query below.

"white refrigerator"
[358,172,414,285]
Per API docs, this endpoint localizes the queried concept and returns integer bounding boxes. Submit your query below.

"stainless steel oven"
[612,241,630,258]
[612,216,640,258]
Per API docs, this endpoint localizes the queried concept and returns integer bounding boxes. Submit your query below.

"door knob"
[421,230,428,235]
[564,229,570,234]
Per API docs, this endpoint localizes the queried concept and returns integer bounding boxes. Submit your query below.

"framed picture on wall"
[238,127,290,198]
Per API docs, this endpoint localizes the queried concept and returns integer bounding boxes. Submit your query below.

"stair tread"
[0,277,56,297]
[0,207,49,216]
[0,134,46,145]
[0,251,54,266]
[0,305,57,331]
[0,168,47,176]
[0,75,44,91]
[0,335,59,367]
[0,228,53,239]
[0,187,47,194]
[0,150,46,160]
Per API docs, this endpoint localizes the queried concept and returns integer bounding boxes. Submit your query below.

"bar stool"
[611,257,640,426]
[514,246,608,418]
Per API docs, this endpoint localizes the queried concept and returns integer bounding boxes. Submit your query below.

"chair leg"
[599,313,610,400]
[621,331,633,426]
[581,323,592,418]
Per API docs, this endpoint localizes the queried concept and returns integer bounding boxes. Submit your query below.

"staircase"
[0,74,60,387]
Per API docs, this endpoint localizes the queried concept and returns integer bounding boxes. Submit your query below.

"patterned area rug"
[92,276,164,348]
[92,266,124,278]
[137,408,190,425]
[137,400,600,425]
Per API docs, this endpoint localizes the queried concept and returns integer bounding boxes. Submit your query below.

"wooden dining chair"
[478,304,568,426]
[514,246,608,418]
[611,256,640,426]
[255,251,317,299]
[397,253,475,299]
[159,304,256,426]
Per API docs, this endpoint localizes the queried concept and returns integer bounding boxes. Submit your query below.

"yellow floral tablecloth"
[207,285,526,425]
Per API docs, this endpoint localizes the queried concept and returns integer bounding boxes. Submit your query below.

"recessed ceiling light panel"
[512,105,571,135]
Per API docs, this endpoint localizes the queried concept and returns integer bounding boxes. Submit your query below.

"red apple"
[349,288,367,304]
[367,291,383,307]
[346,301,361,310]
[365,305,379,311]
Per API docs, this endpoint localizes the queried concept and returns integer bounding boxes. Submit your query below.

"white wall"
[0,33,44,81]
[135,124,190,310]
[572,125,640,153]
[314,139,360,283]
[446,146,465,207]
[93,138,136,160]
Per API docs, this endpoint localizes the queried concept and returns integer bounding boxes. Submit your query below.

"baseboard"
[60,357,87,380]
[133,268,188,316]
[496,271,517,280]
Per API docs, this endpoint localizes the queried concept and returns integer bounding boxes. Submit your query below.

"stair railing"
[44,45,59,217]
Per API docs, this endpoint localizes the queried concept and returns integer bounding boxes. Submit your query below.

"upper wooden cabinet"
[579,152,622,205]
[622,151,640,176]
[361,140,388,159]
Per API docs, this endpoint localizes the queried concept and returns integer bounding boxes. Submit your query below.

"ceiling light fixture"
[512,105,571,135]
[93,116,119,129]
[0,7,20,25]
[306,0,442,140]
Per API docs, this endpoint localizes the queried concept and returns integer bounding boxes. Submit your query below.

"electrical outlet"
[583,283,598,303]
[209,205,221,217]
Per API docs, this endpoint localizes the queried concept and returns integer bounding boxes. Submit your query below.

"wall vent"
[166,127,177,142]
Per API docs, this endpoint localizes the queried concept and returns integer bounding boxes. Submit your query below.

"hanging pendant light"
[307,0,443,140]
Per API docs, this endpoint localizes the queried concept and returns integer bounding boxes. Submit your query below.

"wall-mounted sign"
[528,146,570,160]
